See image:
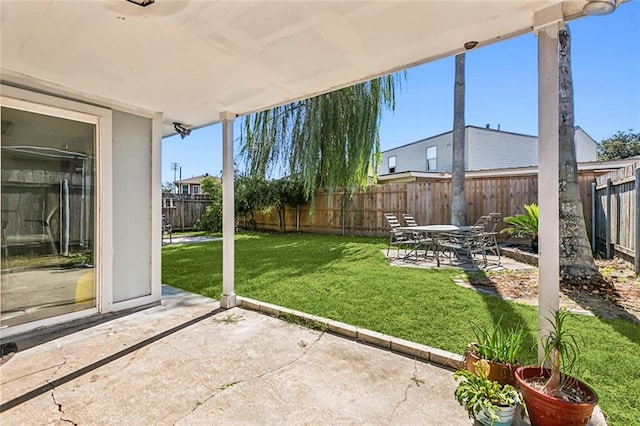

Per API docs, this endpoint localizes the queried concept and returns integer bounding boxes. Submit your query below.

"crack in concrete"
[158,340,197,359]
[51,388,77,425]
[173,332,325,424]
[1,358,67,385]
[388,360,422,421]
[46,358,77,425]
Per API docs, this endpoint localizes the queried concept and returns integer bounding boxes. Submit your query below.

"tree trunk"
[451,53,467,226]
[558,26,605,287]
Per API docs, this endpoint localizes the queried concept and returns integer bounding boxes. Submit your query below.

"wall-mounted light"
[173,122,191,139]
[464,41,479,50]
[126,0,155,7]
[583,0,616,15]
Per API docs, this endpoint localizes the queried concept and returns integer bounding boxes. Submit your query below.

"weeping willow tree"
[240,75,401,199]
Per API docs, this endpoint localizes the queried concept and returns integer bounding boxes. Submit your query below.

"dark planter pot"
[515,366,598,426]
[465,351,520,386]
[531,235,539,254]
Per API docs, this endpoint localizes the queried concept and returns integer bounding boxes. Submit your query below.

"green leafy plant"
[469,317,526,365]
[454,360,520,424]
[540,308,584,400]
[195,176,223,233]
[501,203,539,239]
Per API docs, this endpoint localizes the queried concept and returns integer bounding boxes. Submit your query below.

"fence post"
[635,168,640,273]
[606,178,612,259]
[591,181,596,254]
[341,189,347,236]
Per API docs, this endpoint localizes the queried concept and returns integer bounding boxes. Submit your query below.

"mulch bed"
[462,258,640,324]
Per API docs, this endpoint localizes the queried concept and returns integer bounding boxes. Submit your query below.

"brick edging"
[237,296,464,370]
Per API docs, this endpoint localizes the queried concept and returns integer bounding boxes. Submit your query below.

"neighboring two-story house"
[380,125,598,175]
[174,173,213,195]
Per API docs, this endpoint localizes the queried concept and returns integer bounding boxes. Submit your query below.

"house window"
[388,155,397,174]
[426,146,437,170]
[181,184,189,195]
[193,185,200,194]
[162,198,176,208]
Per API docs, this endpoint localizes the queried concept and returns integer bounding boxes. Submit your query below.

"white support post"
[220,111,237,309]
[536,22,561,363]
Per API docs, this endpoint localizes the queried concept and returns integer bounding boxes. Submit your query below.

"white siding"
[381,125,597,174]
[467,127,537,170]
[380,131,453,174]
[112,111,152,303]
[575,127,598,162]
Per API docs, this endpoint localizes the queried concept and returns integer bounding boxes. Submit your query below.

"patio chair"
[162,214,173,245]
[402,213,419,227]
[483,213,502,264]
[402,213,435,257]
[4,205,59,255]
[438,229,490,267]
[437,216,491,266]
[384,213,420,260]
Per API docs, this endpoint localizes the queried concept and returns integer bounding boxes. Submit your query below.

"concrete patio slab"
[384,249,536,272]
[1,286,471,425]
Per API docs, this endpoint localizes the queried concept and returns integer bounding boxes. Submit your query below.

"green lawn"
[162,232,640,426]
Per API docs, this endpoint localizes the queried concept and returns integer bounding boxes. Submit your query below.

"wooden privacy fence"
[592,161,640,271]
[162,194,213,231]
[251,171,598,240]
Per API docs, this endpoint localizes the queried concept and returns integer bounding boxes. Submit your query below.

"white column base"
[220,293,237,309]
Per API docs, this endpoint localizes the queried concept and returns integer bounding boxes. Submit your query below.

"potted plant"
[515,309,598,426]
[455,359,521,426]
[465,318,526,386]
[501,203,539,253]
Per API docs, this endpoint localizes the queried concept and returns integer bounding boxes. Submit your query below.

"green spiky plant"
[468,316,526,365]
[540,308,584,401]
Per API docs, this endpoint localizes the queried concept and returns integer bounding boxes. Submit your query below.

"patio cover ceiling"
[1,1,587,136]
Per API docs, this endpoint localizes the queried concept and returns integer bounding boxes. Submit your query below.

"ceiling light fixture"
[583,0,616,15]
[126,0,155,7]
[173,122,192,139]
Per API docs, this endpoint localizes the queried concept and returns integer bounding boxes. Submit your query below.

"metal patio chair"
[384,213,421,260]
[438,215,491,266]
[402,213,435,258]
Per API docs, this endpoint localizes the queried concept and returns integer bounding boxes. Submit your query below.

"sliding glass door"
[1,104,97,328]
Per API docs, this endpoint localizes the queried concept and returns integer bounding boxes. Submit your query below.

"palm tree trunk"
[451,53,467,226]
[558,26,604,287]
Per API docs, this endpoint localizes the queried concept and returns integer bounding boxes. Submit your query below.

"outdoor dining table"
[398,225,473,267]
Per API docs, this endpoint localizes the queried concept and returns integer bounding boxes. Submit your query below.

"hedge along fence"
[250,171,599,238]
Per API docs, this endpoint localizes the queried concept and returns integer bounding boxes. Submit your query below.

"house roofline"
[378,158,638,181]
[174,173,215,185]
[382,125,589,154]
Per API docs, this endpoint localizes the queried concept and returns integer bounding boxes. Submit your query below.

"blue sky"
[162,3,640,184]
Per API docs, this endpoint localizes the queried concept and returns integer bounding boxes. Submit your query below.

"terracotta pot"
[515,366,598,426]
[465,351,519,386]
